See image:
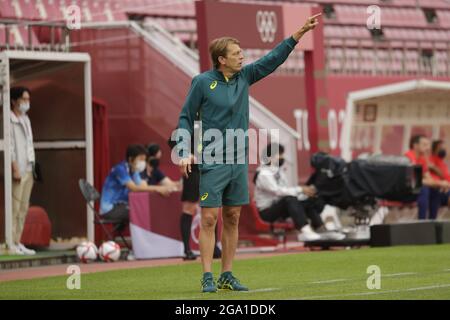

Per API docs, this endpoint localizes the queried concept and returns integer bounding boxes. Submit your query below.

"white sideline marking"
[311,279,348,284]
[312,271,418,285]
[383,272,417,277]
[243,287,280,293]
[296,283,450,300]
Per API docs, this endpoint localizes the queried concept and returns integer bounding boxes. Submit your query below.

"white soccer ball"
[98,241,121,262]
[76,241,98,263]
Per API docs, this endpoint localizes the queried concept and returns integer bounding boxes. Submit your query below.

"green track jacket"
[176,36,299,166]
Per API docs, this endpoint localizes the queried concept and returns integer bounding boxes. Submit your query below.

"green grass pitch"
[1,244,450,300]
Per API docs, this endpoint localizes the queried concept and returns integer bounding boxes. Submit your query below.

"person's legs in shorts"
[198,165,231,292]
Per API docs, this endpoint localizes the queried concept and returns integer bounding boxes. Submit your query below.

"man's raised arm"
[242,12,321,85]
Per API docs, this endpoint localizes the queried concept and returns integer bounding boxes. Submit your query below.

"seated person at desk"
[100,144,172,223]
[405,135,449,220]
[254,143,345,241]
[428,139,450,219]
[141,143,180,192]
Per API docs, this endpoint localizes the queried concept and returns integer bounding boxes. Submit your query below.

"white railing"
[0,19,70,52]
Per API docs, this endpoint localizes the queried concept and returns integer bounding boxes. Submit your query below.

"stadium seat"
[0,24,40,49]
[99,1,127,22]
[390,49,405,74]
[20,206,52,248]
[242,201,295,248]
[325,25,370,40]
[343,48,360,73]
[32,24,60,44]
[437,10,450,28]
[89,0,109,22]
[417,0,449,8]
[327,38,344,47]
[34,0,48,20]
[359,49,375,74]
[334,4,428,28]
[435,51,449,76]
[0,0,22,19]
[404,50,420,74]
[41,0,65,22]
[78,0,93,22]
[125,0,195,18]
[374,50,391,74]
[144,17,196,40]
[383,27,446,48]
[18,0,41,20]
[326,48,343,73]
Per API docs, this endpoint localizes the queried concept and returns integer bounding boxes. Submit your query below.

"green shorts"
[199,164,249,208]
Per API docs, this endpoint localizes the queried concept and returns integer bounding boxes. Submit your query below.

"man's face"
[417,138,431,155]
[220,43,244,73]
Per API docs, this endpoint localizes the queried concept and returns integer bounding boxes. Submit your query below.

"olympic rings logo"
[256,10,278,43]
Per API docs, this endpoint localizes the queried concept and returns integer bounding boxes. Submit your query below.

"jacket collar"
[212,68,239,82]
[10,111,23,124]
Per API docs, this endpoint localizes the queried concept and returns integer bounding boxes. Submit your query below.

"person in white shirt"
[254,143,345,242]
[10,86,36,255]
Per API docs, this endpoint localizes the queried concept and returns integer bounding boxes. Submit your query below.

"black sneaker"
[183,250,197,261]
[213,246,222,259]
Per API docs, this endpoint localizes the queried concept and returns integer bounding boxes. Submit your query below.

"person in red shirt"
[428,140,450,219]
[429,140,450,182]
[404,135,449,219]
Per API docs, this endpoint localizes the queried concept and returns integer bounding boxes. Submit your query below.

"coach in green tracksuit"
[176,13,321,293]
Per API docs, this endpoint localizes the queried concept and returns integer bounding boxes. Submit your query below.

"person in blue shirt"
[100,144,172,222]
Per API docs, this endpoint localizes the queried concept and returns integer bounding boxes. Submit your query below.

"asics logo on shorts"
[201,193,209,201]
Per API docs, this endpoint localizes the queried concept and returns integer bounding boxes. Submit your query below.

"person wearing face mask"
[405,135,449,219]
[100,144,172,224]
[254,143,345,242]
[9,86,36,255]
[141,143,179,191]
[428,140,450,219]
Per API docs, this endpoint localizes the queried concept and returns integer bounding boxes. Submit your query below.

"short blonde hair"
[209,37,240,69]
